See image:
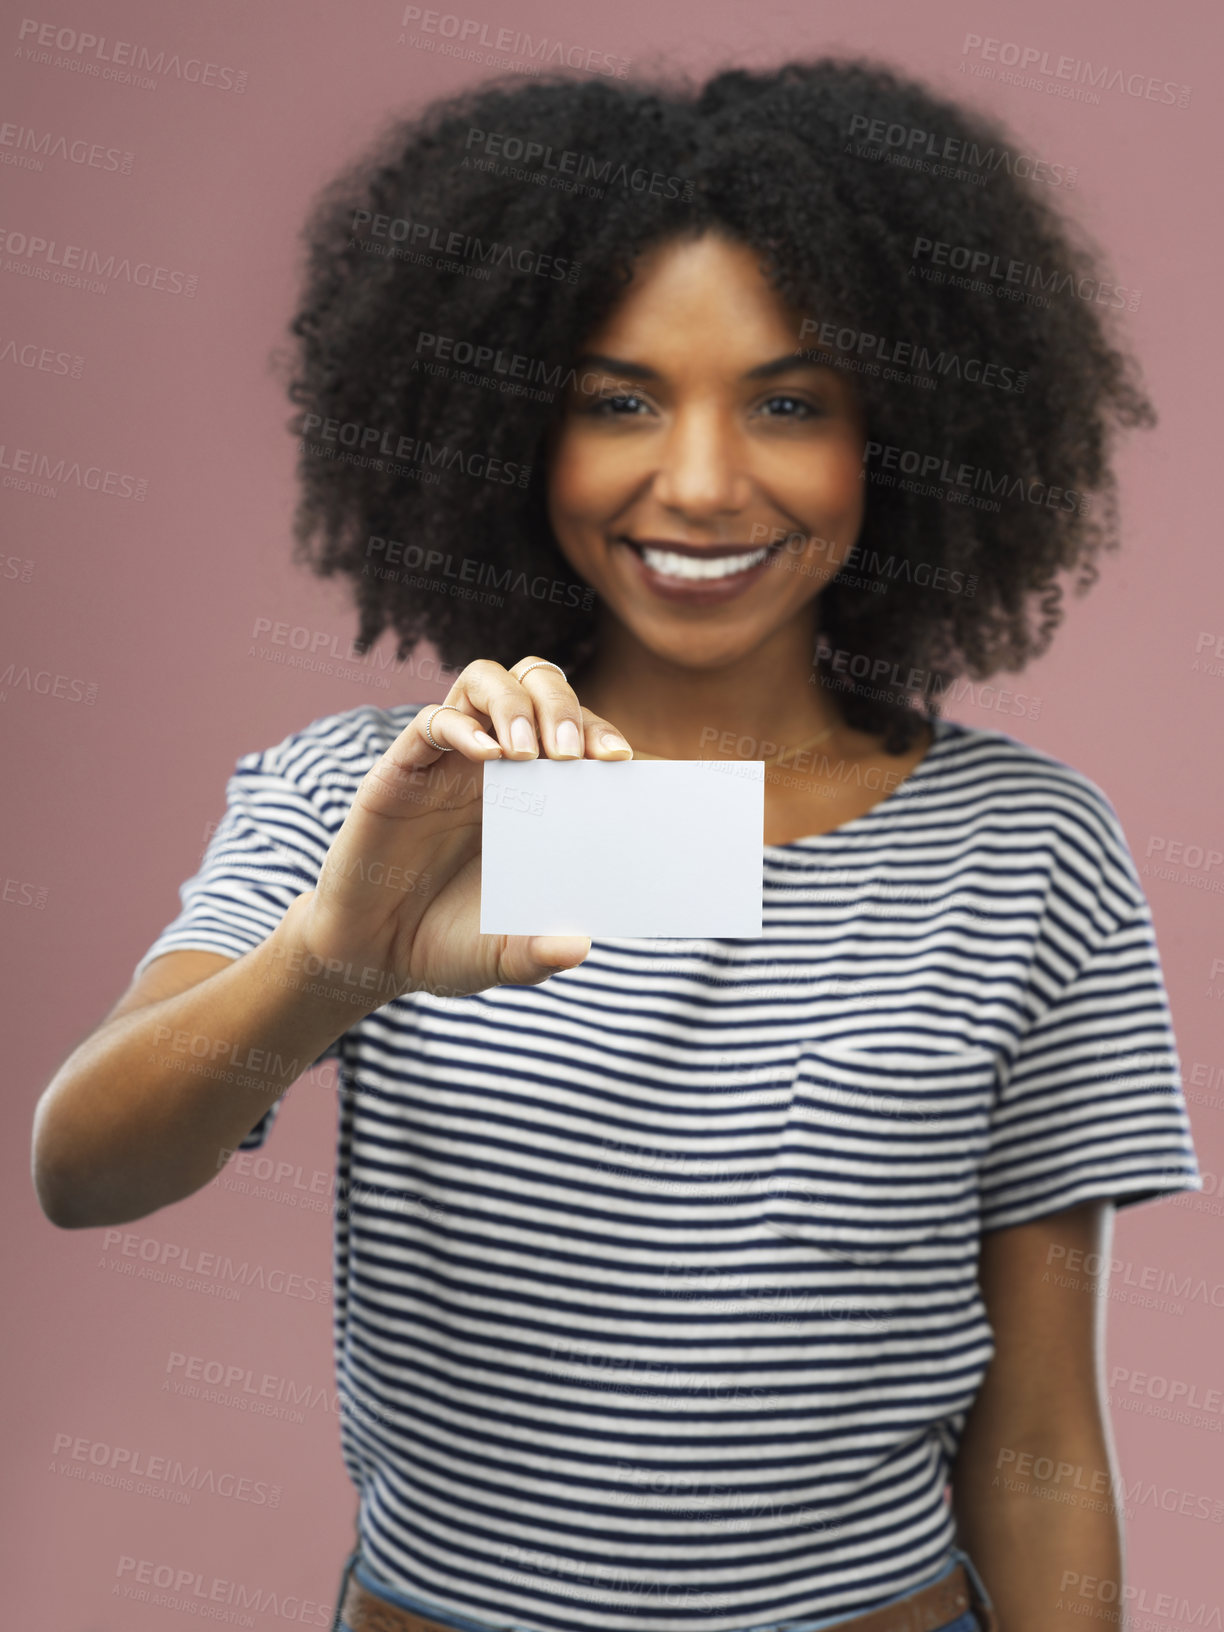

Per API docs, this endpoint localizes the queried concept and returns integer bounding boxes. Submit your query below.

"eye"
[587,392,652,416]
[582,390,827,419]
[758,394,824,420]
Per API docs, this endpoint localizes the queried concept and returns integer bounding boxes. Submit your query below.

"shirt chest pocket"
[760,1042,999,1265]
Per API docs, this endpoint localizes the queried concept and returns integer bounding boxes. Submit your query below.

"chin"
[630,618,774,670]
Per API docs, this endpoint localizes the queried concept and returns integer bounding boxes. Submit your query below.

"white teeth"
[638,546,769,581]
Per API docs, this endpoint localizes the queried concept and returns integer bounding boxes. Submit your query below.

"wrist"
[261,892,404,1022]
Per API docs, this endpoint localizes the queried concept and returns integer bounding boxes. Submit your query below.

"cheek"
[546,432,602,525]
[817,431,868,516]
[770,446,865,594]
[776,442,866,529]
[824,457,867,521]
[545,436,611,582]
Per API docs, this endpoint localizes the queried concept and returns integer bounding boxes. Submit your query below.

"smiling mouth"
[616,537,777,582]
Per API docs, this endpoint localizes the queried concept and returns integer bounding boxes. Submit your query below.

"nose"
[649,404,753,519]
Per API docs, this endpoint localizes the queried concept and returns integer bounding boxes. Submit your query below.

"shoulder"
[933,717,1145,923]
[232,701,430,802]
[935,716,1122,823]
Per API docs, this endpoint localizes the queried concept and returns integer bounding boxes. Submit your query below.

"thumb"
[529,934,592,970]
[497,934,592,986]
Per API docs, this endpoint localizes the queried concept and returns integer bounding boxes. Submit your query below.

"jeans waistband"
[334,1545,995,1632]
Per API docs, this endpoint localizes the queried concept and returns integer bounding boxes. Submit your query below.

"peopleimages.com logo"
[959,33,1190,108]
[15,18,248,92]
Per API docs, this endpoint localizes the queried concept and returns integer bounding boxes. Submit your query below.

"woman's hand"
[290,657,632,1004]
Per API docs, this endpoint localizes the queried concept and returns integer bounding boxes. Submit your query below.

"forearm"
[33,893,374,1228]
[952,1442,1124,1629]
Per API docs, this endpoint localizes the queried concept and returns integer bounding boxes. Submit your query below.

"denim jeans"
[333,1544,992,1632]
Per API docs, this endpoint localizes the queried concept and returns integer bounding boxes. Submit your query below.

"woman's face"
[545,230,867,673]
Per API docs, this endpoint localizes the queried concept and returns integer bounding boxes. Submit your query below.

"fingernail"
[474,730,500,749]
[510,716,536,754]
[600,731,631,754]
[556,719,582,757]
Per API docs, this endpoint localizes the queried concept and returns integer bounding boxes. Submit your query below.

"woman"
[33,58,1200,1632]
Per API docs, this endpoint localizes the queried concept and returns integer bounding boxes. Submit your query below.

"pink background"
[4,0,1222,1623]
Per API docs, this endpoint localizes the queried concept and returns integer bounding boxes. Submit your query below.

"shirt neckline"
[389,702,959,853]
[763,714,958,853]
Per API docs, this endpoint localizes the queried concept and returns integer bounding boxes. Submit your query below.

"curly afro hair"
[278,57,1154,754]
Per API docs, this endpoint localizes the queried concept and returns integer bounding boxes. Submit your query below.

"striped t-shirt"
[134,701,1201,1632]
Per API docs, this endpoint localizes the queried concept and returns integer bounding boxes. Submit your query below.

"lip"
[613,536,777,606]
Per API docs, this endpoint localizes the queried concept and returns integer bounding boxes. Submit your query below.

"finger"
[577,707,633,759]
[444,658,544,760]
[355,703,500,823]
[506,658,634,761]
[438,659,632,763]
[506,656,582,759]
[413,702,503,761]
[377,701,503,794]
[450,657,575,760]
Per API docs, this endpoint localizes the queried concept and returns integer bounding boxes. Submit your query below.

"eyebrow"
[573,350,837,382]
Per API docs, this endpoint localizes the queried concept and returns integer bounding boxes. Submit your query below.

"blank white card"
[479,758,764,938]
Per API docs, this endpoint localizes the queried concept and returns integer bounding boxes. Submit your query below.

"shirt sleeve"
[979,835,1203,1233]
[131,724,351,1151]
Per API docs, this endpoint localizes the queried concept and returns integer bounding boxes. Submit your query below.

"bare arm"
[950,1199,1124,1629]
[31,892,365,1230]
[32,658,640,1233]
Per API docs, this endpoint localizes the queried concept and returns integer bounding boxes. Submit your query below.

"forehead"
[582,231,808,353]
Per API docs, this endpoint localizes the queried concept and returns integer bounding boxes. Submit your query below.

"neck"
[571,612,854,763]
